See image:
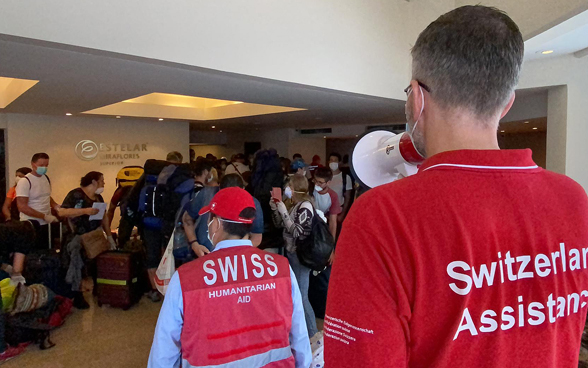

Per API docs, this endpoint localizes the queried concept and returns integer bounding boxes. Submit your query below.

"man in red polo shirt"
[325,5,588,368]
[148,187,311,368]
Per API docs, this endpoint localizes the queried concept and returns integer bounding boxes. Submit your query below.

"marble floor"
[5,293,161,368]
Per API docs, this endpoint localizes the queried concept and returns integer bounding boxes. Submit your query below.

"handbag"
[80,228,109,259]
[155,232,175,295]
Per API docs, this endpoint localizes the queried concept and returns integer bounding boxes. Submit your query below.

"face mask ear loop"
[408,86,426,158]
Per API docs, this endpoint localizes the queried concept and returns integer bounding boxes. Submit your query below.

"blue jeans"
[287,251,318,337]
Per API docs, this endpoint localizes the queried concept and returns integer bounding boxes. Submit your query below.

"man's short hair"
[411,5,524,121]
[192,159,213,177]
[314,167,333,182]
[31,153,49,163]
[220,173,244,189]
[329,152,342,162]
[166,151,183,163]
[293,153,302,160]
[212,208,256,238]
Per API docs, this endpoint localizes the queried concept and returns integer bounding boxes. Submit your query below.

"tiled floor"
[5,293,161,368]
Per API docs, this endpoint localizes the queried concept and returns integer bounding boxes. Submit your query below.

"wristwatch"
[189,240,198,245]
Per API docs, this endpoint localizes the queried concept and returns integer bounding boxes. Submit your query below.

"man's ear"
[500,92,516,119]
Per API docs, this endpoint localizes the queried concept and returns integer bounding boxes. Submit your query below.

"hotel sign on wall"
[75,140,148,166]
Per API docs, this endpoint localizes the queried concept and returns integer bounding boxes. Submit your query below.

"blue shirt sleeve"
[148,272,184,368]
[289,267,312,368]
[252,198,264,234]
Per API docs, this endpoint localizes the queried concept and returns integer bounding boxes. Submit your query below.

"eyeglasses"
[404,81,431,95]
[313,179,327,185]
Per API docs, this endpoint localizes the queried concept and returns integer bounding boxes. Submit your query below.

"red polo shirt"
[325,149,588,368]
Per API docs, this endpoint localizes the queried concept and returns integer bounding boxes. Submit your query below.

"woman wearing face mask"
[270,174,319,338]
[2,167,33,222]
[58,171,116,309]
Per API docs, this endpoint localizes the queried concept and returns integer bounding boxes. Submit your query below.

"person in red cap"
[148,187,312,368]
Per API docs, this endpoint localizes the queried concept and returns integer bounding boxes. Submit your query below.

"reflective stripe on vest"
[182,346,293,368]
[179,246,294,368]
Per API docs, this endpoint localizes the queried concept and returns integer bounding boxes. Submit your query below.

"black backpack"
[296,206,335,271]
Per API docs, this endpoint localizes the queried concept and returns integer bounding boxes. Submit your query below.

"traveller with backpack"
[106,166,144,247]
[2,167,32,222]
[138,159,195,302]
[270,174,325,338]
[15,153,60,250]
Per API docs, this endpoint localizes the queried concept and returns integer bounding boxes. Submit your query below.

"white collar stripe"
[423,163,539,172]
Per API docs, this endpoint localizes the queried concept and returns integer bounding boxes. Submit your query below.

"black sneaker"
[73,292,90,310]
[146,290,162,302]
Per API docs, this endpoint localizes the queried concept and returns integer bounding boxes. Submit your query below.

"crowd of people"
[3,5,588,368]
[0,147,356,364]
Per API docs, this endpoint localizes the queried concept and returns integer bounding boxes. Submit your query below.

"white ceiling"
[0,35,406,130]
[524,9,588,61]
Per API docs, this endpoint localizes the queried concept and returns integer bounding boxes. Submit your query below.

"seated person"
[2,167,32,222]
[182,174,264,257]
[58,171,116,309]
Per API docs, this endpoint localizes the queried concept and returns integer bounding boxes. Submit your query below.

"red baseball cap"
[199,187,256,224]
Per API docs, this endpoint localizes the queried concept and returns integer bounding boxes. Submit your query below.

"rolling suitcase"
[96,251,141,310]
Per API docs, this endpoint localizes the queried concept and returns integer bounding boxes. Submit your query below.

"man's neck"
[318,187,329,195]
[31,171,41,178]
[195,176,206,184]
[425,109,500,158]
[333,169,341,175]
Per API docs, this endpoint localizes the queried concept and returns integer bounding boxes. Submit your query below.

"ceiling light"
[323,136,327,139]
[355,135,359,137]
[524,121,530,124]
[533,127,538,130]
[220,130,223,133]
[542,50,554,55]
[66,113,72,116]
[158,118,164,121]
[501,130,505,133]
[116,116,121,119]
[211,126,216,129]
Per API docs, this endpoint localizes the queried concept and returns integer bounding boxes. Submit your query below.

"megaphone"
[351,130,424,189]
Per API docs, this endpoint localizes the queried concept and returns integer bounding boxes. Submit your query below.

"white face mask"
[95,187,104,195]
[284,187,293,199]
[207,218,219,247]
[329,162,339,171]
[207,175,214,183]
[15,177,22,186]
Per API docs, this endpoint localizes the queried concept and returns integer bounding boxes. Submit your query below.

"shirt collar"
[419,149,540,173]
[212,239,253,252]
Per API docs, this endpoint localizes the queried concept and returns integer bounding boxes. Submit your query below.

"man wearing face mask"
[328,152,353,224]
[149,187,311,368]
[16,153,60,250]
[326,6,588,368]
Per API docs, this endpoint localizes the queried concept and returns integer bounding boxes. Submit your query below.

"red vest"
[179,245,295,368]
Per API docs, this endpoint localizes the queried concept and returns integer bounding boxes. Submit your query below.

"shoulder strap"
[342,172,346,190]
[231,163,242,176]
[46,175,51,185]
[25,176,32,190]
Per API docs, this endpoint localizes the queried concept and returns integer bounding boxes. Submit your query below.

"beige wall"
[456,0,588,38]
[3,114,189,214]
[518,55,588,189]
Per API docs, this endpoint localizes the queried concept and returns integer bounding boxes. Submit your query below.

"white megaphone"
[351,130,425,189]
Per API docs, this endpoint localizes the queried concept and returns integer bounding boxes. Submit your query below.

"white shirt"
[224,162,250,176]
[330,172,352,206]
[15,173,51,224]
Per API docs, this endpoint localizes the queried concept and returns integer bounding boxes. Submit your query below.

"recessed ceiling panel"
[0,76,39,108]
[83,92,305,120]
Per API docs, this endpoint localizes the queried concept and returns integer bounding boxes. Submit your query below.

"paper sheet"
[89,202,108,221]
